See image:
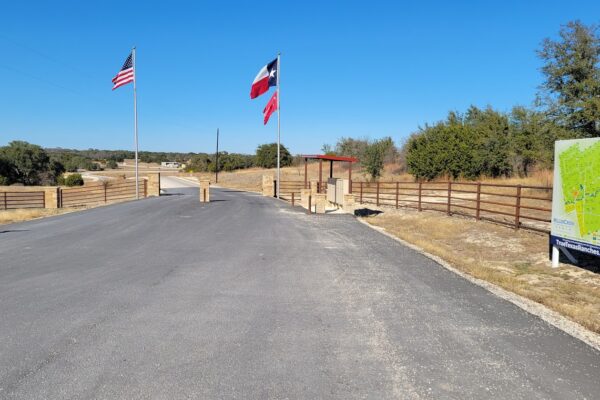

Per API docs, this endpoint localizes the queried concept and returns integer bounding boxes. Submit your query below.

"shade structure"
[300,154,359,193]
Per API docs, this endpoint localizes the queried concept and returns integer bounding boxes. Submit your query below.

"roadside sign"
[551,138,600,264]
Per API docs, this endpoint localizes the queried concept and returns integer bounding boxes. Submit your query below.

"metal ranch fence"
[278,181,306,205]
[354,181,552,232]
[60,180,147,207]
[0,191,45,210]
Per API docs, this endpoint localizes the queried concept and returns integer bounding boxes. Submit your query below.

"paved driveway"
[1,181,598,399]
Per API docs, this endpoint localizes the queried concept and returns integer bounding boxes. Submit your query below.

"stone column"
[343,194,355,214]
[300,188,312,209]
[44,187,60,209]
[147,173,161,196]
[314,193,327,214]
[262,175,275,197]
[199,180,210,203]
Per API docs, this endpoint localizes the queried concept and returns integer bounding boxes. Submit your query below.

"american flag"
[112,52,134,90]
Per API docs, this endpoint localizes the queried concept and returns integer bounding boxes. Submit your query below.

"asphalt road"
[1,177,599,399]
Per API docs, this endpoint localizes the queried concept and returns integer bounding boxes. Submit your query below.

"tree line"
[184,143,292,173]
[0,140,295,186]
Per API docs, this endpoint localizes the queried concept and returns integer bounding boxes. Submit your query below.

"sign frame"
[550,138,600,267]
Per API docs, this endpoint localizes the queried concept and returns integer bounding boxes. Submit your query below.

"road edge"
[356,217,600,352]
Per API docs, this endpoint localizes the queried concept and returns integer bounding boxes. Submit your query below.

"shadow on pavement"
[354,208,383,217]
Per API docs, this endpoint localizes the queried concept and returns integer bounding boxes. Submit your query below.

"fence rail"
[353,180,552,232]
[60,180,147,207]
[278,180,306,205]
[0,191,45,210]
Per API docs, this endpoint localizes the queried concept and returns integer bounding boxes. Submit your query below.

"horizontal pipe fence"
[0,191,45,210]
[278,180,306,205]
[353,180,552,232]
[60,180,147,208]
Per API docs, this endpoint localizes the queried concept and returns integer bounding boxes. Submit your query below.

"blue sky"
[1,1,599,155]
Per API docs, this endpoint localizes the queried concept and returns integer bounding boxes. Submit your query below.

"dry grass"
[479,169,554,188]
[362,208,600,334]
[92,162,555,188]
[0,207,86,225]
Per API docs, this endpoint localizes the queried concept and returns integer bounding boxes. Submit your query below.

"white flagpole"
[132,47,139,200]
[276,52,281,199]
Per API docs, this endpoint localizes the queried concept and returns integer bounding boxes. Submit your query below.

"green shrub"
[65,173,84,187]
[107,159,118,169]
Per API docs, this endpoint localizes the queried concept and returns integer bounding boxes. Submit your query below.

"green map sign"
[551,138,600,257]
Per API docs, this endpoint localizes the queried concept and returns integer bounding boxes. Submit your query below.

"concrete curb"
[356,217,600,352]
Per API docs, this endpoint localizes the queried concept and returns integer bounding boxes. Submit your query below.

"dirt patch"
[361,207,600,335]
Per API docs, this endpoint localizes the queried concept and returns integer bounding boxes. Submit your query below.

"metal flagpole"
[215,128,219,183]
[132,46,139,200]
[276,52,281,198]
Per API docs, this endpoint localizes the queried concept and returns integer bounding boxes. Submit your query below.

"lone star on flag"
[250,58,278,99]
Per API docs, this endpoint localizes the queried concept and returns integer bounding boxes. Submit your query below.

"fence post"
[476,182,481,220]
[376,181,380,206]
[144,179,148,198]
[447,182,452,215]
[308,195,312,214]
[395,182,399,209]
[291,192,295,206]
[104,183,108,203]
[3,192,7,210]
[515,185,522,229]
[360,182,363,204]
[418,182,422,212]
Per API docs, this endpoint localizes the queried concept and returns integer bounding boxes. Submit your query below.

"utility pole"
[215,128,219,183]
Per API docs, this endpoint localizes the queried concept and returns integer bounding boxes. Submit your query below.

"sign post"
[550,138,600,267]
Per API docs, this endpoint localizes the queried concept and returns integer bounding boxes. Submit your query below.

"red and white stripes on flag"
[112,52,134,90]
[263,91,278,125]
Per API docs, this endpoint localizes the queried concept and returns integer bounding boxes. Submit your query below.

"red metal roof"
[301,154,359,163]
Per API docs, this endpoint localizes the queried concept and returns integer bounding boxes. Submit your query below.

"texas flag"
[250,58,278,99]
[263,91,278,125]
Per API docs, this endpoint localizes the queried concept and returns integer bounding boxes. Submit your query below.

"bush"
[65,173,84,187]
[404,106,570,180]
[255,143,292,169]
[363,139,390,180]
[107,159,118,169]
